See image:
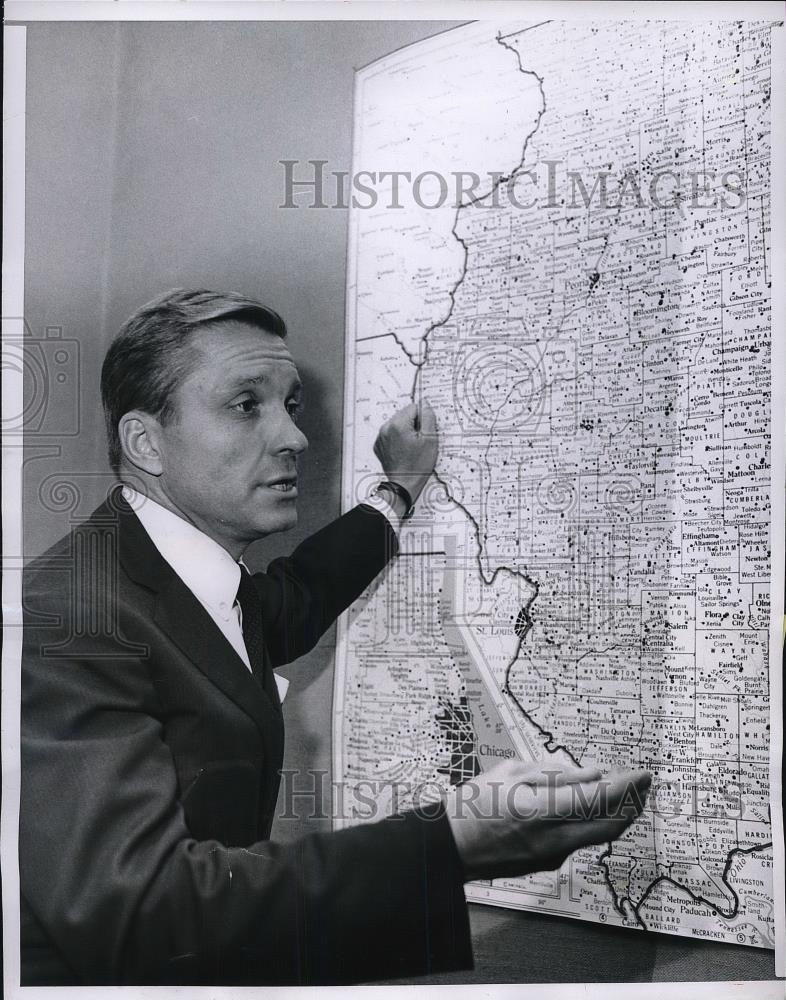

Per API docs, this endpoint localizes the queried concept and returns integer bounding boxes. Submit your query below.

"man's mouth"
[267,477,297,494]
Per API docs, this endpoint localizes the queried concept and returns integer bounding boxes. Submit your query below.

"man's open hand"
[373,400,439,507]
[445,760,651,882]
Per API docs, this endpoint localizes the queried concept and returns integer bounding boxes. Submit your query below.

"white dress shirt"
[121,486,401,704]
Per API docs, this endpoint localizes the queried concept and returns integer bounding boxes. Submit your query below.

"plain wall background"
[19,19,774,985]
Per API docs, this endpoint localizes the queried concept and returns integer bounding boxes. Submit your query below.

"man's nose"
[276,413,308,455]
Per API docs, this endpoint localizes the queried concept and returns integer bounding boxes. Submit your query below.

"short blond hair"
[100,288,287,473]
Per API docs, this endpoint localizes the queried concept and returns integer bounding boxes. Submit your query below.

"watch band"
[375,480,415,521]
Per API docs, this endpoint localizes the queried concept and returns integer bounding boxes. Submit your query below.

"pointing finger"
[603,769,652,804]
[517,765,604,788]
[551,766,604,786]
[528,769,650,822]
[417,399,437,435]
[570,769,651,820]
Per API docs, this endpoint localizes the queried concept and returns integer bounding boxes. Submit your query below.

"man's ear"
[118,410,165,476]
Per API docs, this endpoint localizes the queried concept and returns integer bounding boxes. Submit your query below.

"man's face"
[153,320,308,553]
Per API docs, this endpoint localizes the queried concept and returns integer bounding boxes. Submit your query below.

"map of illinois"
[334,19,778,948]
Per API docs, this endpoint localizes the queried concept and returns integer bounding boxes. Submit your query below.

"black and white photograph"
[2,1,785,995]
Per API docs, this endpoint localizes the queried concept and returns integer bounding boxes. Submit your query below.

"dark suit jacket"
[20,490,472,985]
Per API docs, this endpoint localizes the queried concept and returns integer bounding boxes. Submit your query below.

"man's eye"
[286,400,302,421]
[232,397,259,414]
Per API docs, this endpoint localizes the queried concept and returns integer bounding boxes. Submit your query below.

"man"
[20,288,651,986]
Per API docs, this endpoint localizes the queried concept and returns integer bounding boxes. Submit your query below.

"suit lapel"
[152,574,283,740]
[112,488,283,748]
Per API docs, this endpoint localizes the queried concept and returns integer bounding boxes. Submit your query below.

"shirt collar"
[122,485,242,616]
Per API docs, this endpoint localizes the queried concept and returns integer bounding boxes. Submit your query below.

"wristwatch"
[374,480,415,521]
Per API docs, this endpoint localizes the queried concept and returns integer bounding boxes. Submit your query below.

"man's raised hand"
[373,400,439,508]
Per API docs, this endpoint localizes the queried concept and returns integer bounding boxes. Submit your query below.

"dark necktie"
[235,564,278,705]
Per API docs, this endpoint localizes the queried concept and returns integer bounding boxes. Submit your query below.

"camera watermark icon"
[19,475,150,658]
[2,318,80,437]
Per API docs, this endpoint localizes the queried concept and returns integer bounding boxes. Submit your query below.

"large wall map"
[334,18,779,947]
